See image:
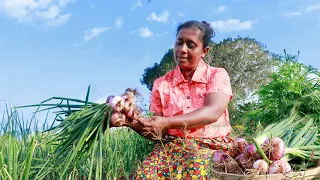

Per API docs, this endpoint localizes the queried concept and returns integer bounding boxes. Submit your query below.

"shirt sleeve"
[149,81,163,114]
[206,68,233,99]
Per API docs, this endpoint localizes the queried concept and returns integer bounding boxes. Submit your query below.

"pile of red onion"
[212,150,242,174]
[212,137,292,176]
[106,88,142,127]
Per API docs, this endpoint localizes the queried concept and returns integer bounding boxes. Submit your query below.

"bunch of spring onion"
[255,113,320,162]
[18,86,144,180]
[212,113,320,176]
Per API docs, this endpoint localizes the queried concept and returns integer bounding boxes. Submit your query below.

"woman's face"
[174,27,209,70]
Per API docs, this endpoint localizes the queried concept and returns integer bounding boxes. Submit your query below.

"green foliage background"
[237,52,320,135]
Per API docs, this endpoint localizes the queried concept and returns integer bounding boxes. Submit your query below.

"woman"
[130,20,233,179]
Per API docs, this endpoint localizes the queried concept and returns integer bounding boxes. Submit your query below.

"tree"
[204,37,277,120]
[140,49,175,91]
[140,37,276,120]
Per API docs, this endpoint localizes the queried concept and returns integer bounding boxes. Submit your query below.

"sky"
[1,0,320,124]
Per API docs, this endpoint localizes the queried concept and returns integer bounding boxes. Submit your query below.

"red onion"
[123,88,134,96]
[268,160,291,174]
[123,88,136,105]
[110,112,126,127]
[235,153,253,169]
[235,153,246,163]
[108,96,125,112]
[253,159,268,174]
[245,144,261,160]
[233,138,248,156]
[106,95,114,104]
[122,101,132,112]
[212,151,241,174]
[212,150,228,164]
[123,99,138,120]
[225,158,242,174]
[263,137,285,161]
[124,106,134,119]
[121,95,128,101]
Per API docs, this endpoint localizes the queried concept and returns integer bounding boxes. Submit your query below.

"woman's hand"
[136,116,168,141]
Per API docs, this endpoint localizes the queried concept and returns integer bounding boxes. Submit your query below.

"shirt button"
[187,96,190,99]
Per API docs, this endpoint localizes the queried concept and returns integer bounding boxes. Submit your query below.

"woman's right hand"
[135,116,168,141]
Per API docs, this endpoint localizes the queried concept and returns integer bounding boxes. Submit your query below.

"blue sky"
[1,0,320,122]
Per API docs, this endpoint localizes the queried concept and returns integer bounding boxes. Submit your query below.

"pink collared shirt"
[149,60,233,138]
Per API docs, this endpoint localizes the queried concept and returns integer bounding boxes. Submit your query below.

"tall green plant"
[241,52,320,134]
[0,105,39,180]
[1,103,154,179]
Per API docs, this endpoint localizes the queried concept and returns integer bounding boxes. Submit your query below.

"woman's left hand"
[136,116,168,140]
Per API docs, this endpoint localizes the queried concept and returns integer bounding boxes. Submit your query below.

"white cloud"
[83,27,110,42]
[306,4,320,12]
[47,13,71,26]
[0,0,75,26]
[133,27,153,38]
[218,6,228,13]
[147,11,169,23]
[131,0,142,10]
[283,12,302,17]
[115,17,123,28]
[214,5,228,13]
[211,19,253,32]
[36,4,60,20]
[139,27,153,38]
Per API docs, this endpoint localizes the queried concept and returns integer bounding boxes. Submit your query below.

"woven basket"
[212,165,320,180]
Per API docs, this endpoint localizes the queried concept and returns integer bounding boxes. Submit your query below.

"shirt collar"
[172,60,208,87]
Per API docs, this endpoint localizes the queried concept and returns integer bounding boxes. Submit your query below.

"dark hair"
[176,20,214,49]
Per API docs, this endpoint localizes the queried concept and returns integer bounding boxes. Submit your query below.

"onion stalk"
[252,138,270,164]
[17,85,145,180]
